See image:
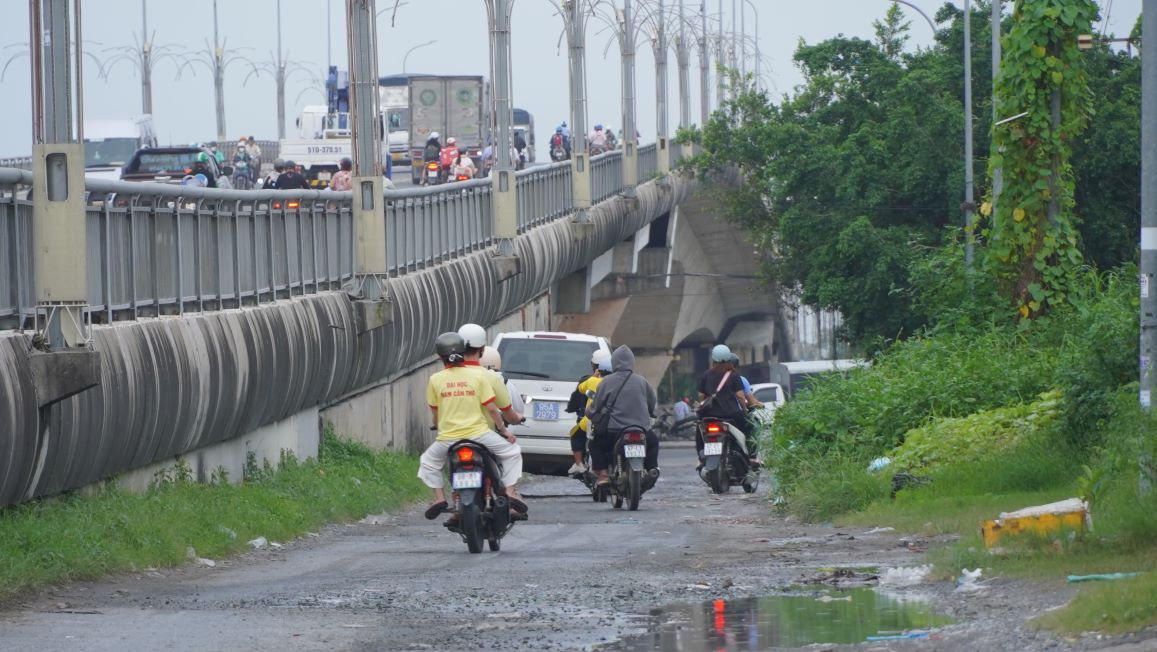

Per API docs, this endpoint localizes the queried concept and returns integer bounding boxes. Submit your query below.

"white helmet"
[430,131,440,141]
[710,344,732,363]
[447,137,457,146]
[479,346,502,370]
[591,349,611,366]
[457,323,487,349]
[597,356,613,373]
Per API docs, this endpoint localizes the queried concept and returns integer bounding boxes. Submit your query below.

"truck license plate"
[624,444,646,458]
[317,171,331,181]
[533,402,561,420]
[703,442,723,456]
[452,471,482,489]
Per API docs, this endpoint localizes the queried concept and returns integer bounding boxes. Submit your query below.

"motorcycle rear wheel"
[461,504,484,554]
[487,535,501,551]
[708,441,729,494]
[627,470,641,511]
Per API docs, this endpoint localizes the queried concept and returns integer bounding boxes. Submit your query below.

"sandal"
[424,501,449,520]
[508,497,529,514]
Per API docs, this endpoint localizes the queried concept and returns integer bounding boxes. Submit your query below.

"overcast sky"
[0,0,1141,159]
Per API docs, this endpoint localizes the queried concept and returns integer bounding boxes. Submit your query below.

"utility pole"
[345,0,390,331]
[963,0,975,267]
[676,0,693,160]
[730,0,736,98]
[654,0,670,173]
[699,1,709,124]
[140,0,152,114]
[212,0,226,142]
[564,0,592,223]
[1140,0,1156,492]
[715,0,723,106]
[991,0,1002,204]
[738,0,745,80]
[621,0,638,197]
[487,0,518,257]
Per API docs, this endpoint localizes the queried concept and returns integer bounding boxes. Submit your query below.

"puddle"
[610,588,952,650]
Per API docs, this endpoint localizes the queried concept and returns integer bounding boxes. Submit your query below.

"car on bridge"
[493,331,611,476]
[120,146,223,187]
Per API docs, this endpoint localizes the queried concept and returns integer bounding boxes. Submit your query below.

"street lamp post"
[742,0,758,90]
[699,1,709,123]
[1141,0,1156,492]
[402,39,437,73]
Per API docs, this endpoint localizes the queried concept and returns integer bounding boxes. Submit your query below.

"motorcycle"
[422,160,443,186]
[577,425,654,511]
[549,144,568,162]
[444,439,518,553]
[698,417,760,494]
[231,161,253,190]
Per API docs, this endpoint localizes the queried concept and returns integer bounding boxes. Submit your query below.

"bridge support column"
[571,153,592,224]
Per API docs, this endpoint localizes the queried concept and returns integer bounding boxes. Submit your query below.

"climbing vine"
[981,0,1099,319]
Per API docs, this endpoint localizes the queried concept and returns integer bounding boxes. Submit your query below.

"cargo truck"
[407,75,490,185]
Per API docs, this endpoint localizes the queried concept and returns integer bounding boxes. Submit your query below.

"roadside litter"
[1066,572,1141,583]
[955,568,985,593]
[980,497,1090,549]
[878,564,933,587]
[186,546,216,567]
[867,631,929,641]
[247,536,268,549]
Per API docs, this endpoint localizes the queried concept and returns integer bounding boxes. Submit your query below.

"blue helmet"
[710,344,732,363]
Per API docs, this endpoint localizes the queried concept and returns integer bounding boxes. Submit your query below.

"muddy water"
[612,588,953,650]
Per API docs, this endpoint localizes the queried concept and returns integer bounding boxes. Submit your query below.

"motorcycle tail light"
[705,422,723,434]
[456,447,475,463]
[625,431,645,444]
[427,162,439,170]
[286,200,299,209]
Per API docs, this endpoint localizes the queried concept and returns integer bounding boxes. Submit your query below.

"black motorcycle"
[698,418,759,494]
[445,440,516,553]
[579,425,652,511]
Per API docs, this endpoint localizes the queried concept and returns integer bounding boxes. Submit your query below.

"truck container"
[408,75,489,184]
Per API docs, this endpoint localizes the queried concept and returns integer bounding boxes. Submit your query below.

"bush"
[889,390,1062,474]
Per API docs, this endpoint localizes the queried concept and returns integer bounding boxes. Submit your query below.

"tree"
[874,4,911,61]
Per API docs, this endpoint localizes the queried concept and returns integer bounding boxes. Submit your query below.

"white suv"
[492,331,611,475]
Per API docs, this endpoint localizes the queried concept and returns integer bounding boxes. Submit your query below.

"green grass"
[0,434,425,601]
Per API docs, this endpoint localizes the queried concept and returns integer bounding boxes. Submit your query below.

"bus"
[513,108,535,164]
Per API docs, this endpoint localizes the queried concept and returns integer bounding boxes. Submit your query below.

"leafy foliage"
[889,390,1062,473]
[981,0,1099,317]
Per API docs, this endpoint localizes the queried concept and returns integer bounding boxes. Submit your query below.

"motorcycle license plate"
[624,444,646,458]
[703,442,723,456]
[533,401,562,420]
[451,471,482,489]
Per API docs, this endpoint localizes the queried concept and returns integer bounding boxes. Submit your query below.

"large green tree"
[685,1,1139,347]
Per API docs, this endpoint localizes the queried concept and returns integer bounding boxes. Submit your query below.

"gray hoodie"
[587,345,657,433]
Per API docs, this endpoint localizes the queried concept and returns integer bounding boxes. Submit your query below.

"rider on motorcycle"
[420,332,528,522]
[729,353,764,410]
[479,345,524,416]
[589,125,608,153]
[440,137,461,171]
[566,351,611,475]
[696,344,753,466]
[423,132,442,162]
[452,150,476,180]
[458,324,522,428]
[550,127,570,160]
[585,345,660,488]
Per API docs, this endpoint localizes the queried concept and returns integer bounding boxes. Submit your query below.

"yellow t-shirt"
[464,362,512,419]
[571,374,604,436]
[426,365,497,441]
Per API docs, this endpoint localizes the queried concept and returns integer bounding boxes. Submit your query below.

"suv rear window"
[753,386,779,403]
[498,339,599,381]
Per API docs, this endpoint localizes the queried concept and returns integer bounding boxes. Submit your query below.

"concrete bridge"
[0,1,839,509]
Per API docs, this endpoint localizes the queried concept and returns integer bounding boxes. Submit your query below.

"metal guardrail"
[0,142,659,329]
[638,143,658,181]
[515,160,573,232]
[591,150,624,204]
[0,157,33,170]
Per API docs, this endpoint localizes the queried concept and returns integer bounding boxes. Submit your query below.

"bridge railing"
[0,157,33,171]
[638,143,658,182]
[515,160,573,232]
[0,142,665,328]
[591,150,623,204]
[385,179,493,274]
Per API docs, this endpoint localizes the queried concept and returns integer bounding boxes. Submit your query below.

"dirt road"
[1,447,1154,651]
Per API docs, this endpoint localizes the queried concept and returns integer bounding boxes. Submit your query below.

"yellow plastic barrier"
[980,498,1090,549]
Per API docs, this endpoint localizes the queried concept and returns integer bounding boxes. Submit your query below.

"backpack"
[565,374,592,417]
[551,133,563,148]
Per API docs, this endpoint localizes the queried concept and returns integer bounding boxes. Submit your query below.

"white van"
[492,331,611,475]
[84,116,157,181]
